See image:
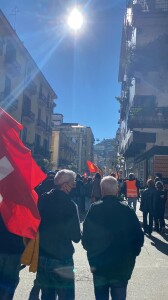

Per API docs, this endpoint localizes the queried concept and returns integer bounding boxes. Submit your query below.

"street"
[14,204,168,300]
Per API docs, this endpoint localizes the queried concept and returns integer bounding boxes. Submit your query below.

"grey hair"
[100,176,118,196]
[54,169,76,186]
[128,173,135,180]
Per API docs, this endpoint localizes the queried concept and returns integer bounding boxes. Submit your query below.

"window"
[46,116,48,126]
[38,108,41,120]
[26,64,32,80]
[35,134,41,149]
[5,42,16,63]
[4,76,11,97]
[22,127,27,144]
[23,95,31,112]
[39,83,43,96]
[0,39,4,56]
[156,0,168,11]
[43,139,48,152]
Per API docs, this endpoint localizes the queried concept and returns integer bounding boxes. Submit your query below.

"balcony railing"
[0,92,19,111]
[26,81,37,95]
[22,109,35,123]
[46,102,54,111]
[36,119,46,131]
[34,146,43,156]
[45,125,52,132]
[34,146,51,159]
[4,56,21,77]
[7,99,19,111]
[132,0,168,12]
[38,93,47,106]
[128,106,168,129]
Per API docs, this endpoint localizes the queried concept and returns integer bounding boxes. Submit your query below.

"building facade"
[51,114,94,173]
[94,139,118,175]
[118,0,168,183]
[0,10,57,166]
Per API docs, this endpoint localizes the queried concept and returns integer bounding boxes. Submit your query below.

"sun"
[67,8,84,31]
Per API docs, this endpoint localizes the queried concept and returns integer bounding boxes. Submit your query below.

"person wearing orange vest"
[123,173,140,212]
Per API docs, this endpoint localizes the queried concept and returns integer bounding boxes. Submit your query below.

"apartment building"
[51,114,94,173]
[0,10,57,165]
[118,0,168,183]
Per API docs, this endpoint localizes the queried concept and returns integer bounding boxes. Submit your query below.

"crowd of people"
[0,168,167,300]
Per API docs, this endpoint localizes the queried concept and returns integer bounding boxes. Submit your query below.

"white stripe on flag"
[0,156,14,181]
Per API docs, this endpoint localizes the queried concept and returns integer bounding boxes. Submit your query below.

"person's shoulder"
[119,200,130,210]
[142,188,149,194]
[90,199,103,209]
[119,200,136,215]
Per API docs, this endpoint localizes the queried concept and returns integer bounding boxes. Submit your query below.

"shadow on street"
[145,234,168,255]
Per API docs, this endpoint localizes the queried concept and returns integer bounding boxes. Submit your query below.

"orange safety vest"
[126,180,138,198]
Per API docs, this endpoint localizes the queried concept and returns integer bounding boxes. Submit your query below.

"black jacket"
[38,189,81,260]
[140,187,156,213]
[82,196,144,280]
[153,189,167,218]
[0,215,24,255]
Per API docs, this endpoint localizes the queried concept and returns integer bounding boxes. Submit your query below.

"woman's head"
[155,181,164,191]
[95,172,101,179]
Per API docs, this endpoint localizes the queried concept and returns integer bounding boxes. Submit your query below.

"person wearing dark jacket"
[35,169,81,300]
[82,176,144,300]
[0,215,24,300]
[153,181,167,234]
[35,170,56,197]
[140,179,156,235]
[91,172,102,203]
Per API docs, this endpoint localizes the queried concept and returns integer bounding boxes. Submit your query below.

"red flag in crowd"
[87,160,103,176]
[0,108,46,238]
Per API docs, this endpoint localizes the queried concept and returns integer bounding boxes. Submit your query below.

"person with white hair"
[32,169,81,300]
[82,176,144,300]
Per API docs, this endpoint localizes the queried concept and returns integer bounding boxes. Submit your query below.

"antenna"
[9,6,20,30]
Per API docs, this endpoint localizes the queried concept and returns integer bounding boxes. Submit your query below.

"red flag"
[0,108,46,238]
[87,160,101,174]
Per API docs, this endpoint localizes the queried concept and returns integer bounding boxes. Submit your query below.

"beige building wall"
[51,131,60,170]
[0,10,57,165]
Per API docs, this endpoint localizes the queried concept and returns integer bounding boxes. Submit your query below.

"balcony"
[38,93,47,106]
[26,81,37,95]
[36,119,46,131]
[132,1,168,13]
[123,131,156,158]
[34,145,43,156]
[4,56,21,77]
[128,106,168,129]
[22,109,35,123]
[0,93,18,111]
[133,95,156,107]
[34,145,51,159]
[45,125,52,133]
[7,99,19,112]
[46,101,54,112]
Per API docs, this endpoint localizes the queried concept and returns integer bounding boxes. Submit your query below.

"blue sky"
[1,0,125,142]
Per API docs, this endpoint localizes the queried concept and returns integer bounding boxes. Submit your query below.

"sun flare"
[67,8,84,31]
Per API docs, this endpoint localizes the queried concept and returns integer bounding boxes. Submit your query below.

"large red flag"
[87,160,103,176]
[87,160,99,173]
[0,108,46,238]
